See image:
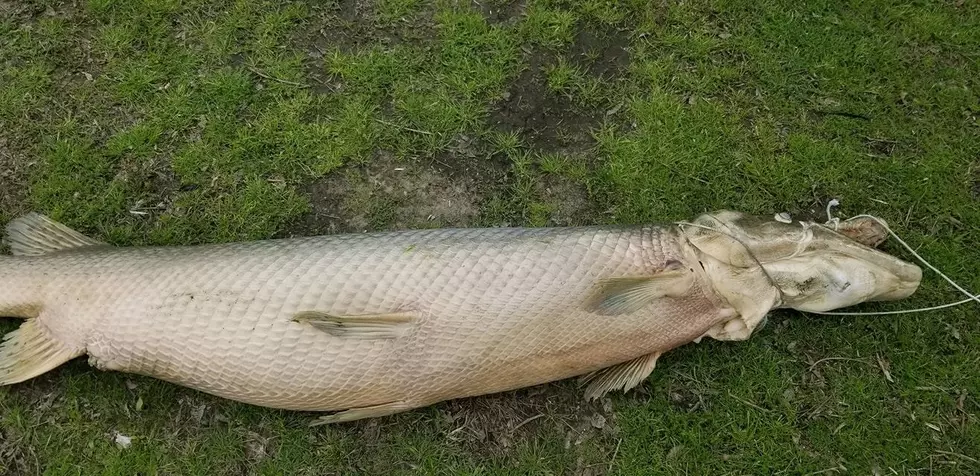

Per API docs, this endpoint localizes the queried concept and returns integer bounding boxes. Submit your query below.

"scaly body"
[0,212,921,423]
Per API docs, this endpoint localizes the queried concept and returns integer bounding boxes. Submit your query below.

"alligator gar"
[0,211,921,424]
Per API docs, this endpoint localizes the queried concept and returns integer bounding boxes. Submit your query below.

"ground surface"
[1,0,979,474]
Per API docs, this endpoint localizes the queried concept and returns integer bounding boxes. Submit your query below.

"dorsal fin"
[4,213,106,256]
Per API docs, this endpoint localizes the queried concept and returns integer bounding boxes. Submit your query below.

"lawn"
[1,0,978,473]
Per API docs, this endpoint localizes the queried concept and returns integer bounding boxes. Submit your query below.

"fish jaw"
[679,232,781,342]
[680,210,922,315]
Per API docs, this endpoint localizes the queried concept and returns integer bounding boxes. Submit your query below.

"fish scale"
[0,211,922,423]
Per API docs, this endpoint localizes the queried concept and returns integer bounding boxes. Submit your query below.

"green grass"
[2,0,979,473]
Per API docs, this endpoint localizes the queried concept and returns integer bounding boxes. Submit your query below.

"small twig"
[446,425,467,440]
[247,66,308,88]
[804,466,846,476]
[608,438,622,473]
[511,413,545,433]
[807,357,868,373]
[728,392,772,413]
[876,354,894,382]
[375,118,434,135]
[935,450,979,464]
[810,110,871,120]
[431,156,451,169]
[915,385,955,392]
[310,41,326,56]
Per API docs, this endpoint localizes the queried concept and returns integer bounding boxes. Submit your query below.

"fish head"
[682,210,922,313]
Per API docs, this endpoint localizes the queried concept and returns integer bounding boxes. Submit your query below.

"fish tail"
[0,213,99,385]
[0,318,83,385]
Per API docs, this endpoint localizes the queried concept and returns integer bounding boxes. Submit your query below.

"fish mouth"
[682,210,924,313]
[810,224,923,300]
[878,276,921,301]
[856,254,922,302]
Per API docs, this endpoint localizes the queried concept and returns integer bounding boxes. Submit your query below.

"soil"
[536,173,600,226]
[435,381,621,460]
[489,50,600,153]
[472,0,527,25]
[488,24,630,154]
[786,185,842,224]
[285,147,510,236]
[0,137,33,219]
[569,24,631,79]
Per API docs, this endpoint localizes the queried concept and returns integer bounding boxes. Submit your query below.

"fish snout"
[869,258,922,302]
[682,210,924,313]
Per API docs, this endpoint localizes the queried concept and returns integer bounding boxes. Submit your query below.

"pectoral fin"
[580,352,661,401]
[588,264,694,315]
[293,311,415,340]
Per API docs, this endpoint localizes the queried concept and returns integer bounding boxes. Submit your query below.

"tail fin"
[0,319,82,385]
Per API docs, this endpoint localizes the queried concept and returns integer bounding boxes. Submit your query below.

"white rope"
[808,213,980,316]
[825,199,840,228]
[807,296,979,316]
[679,206,980,317]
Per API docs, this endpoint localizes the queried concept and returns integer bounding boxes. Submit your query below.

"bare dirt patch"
[0,0,73,22]
[536,173,601,226]
[296,0,438,94]
[285,148,508,236]
[863,136,897,158]
[490,51,600,153]
[307,1,418,52]
[113,154,181,218]
[472,0,526,25]
[436,381,620,461]
[489,23,630,154]
[0,138,33,218]
[569,24,630,79]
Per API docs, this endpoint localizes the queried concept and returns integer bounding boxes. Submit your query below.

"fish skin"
[0,221,740,418]
[0,210,922,422]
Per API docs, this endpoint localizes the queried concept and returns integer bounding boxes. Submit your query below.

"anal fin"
[310,400,414,426]
[4,213,106,256]
[293,311,415,340]
[588,262,694,315]
[0,319,83,385]
[579,352,661,401]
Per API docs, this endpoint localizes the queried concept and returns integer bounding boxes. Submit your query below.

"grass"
[1,0,978,473]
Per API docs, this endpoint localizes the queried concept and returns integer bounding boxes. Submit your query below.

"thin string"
[808,214,980,316]
[825,199,840,228]
[678,211,980,317]
[806,296,978,316]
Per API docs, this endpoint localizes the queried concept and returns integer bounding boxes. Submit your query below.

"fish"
[0,210,921,424]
